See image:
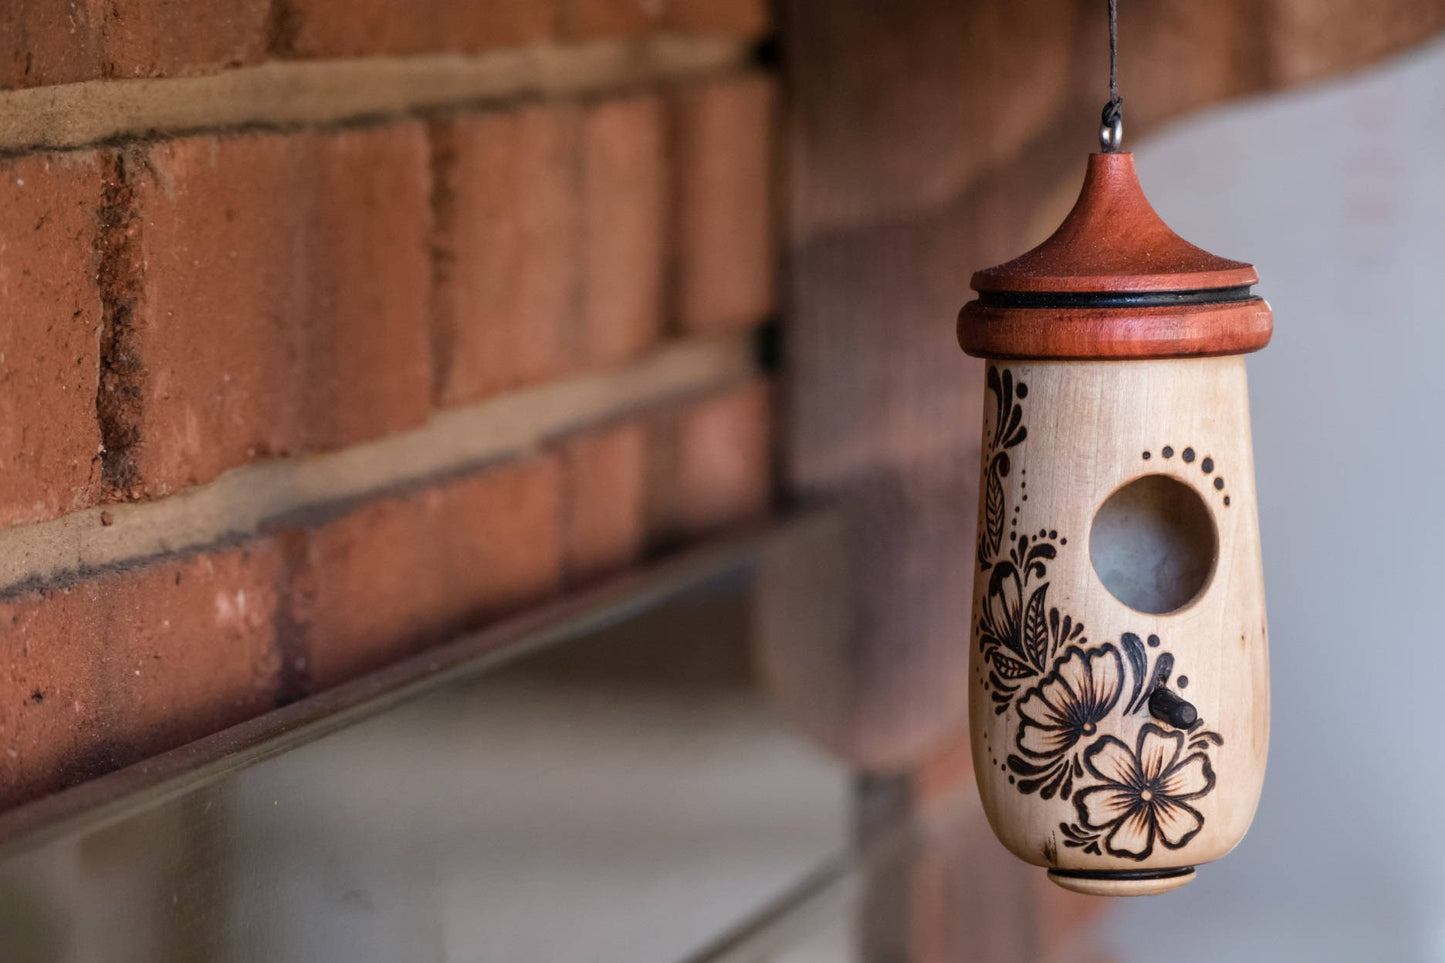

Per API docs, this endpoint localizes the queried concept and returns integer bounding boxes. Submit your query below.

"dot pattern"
[1140,444,1230,507]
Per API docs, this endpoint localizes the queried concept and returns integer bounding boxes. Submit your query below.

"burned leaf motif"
[977,532,1064,708]
[1120,632,1149,714]
[991,653,1036,682]
[982,461,1007,563]
[1022,583,1050,670]
[985,365,1028,453]
[978,366,1027,571]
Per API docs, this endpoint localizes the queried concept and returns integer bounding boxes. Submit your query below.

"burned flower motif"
[1072,723,1216,860]
[1005,642,1121,799]
[1015,643,1123,761]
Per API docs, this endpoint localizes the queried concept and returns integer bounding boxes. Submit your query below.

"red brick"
[433,106,579,406]
[0,0,268,89]
[0,541,282,809]
[1266,0,1445,85]
[673,76,777,333]
[648,380,772,543]
[123,135,302,492]
[0,1,102,88]
[674,379,772,531]
[581,95,666,367]
[0,587,97,809]
[0,151,105,526]
[122,124,431,494]
[558,0,662,39]
[559,0,770,39]
[279,0,553,58]
[100,0,269,79]
[560,422,646,582]
[1032,872,1111,961]
[287,458,563,689]
[910,808,1039,962]
[910,841,951,963]
[913,728,973,806]
[666,0,771,36]
[104,543,283,751]
[302,125,433,450]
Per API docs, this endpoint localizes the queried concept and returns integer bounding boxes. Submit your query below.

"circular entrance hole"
[1089,474,1217,615]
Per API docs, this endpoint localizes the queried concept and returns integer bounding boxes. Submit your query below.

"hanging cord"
[1100,0,1123,152]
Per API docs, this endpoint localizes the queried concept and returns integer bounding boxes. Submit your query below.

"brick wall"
[0,0,776,810]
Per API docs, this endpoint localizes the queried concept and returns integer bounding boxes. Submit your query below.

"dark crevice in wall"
[751,35,782,71]
[95,150,146,495]
[752,318,782,374]
[264,0,302,58]
[659,88,684,341]
[426,119,459,408]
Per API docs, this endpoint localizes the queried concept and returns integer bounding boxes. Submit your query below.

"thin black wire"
[1101,0,1123,149]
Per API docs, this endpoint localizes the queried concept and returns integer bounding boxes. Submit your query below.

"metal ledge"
[0,508,845,860]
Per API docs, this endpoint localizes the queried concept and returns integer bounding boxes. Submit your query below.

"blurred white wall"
[1107,35,1445,963]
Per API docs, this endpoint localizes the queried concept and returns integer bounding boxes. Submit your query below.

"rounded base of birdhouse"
[1047,867,1195,897]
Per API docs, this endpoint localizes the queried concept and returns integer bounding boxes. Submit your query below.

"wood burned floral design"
[974,364,1227,861]
[1005,643,1123,799]
[1067,724,1217,859]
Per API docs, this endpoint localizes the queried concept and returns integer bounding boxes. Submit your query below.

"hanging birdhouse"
[956,149,1271,896]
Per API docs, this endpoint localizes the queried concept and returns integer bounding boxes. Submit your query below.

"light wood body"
[969,357,1268,896]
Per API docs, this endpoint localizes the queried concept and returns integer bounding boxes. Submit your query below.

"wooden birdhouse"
[956,151,1271,896]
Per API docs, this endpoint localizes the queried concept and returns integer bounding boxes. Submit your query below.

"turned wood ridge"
[958,152,1271,897]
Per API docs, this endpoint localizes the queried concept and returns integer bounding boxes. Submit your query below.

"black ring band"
[1048,867,1195,882]
[976,287,1257,310]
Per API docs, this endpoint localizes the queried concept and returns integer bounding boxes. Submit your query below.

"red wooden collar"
[958,153,1272,360]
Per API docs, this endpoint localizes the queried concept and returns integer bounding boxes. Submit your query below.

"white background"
[1108,35,1445,962]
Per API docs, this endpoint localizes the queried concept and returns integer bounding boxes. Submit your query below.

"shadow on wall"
[1104,36,1445,963]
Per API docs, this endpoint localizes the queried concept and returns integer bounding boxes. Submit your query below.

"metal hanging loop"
[1100,106,1123,152]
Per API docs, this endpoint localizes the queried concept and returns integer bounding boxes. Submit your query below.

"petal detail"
[1016,688,1067,729]
[1079,644,1123,716]
[1075,786,1139,830]
[986,589,1020,652]
[1083,735,1138,787]
[1135,724,1183,786]
[1019,721,1076,758]
[1104,806,1156,859]
[1159,753,1216,801]
[1050,648,1088,705]
[1152,798,1205,849]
